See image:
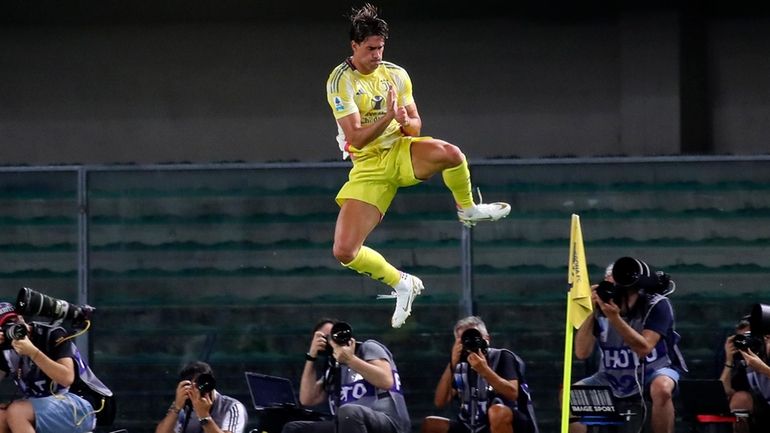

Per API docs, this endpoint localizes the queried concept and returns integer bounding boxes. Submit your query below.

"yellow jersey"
[326,58,415,159]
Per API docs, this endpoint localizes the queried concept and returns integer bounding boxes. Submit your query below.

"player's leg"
[333,198,423,328]
[333,198,399,286]
[410,138,510,227]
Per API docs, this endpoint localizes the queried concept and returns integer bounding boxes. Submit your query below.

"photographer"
[719,318,753,433]
[0,301,112,433]
[570,257,687,433]
[155,361,247,433]
[722,309,770,432]
[422,316,538,433]
[283,320,410,433]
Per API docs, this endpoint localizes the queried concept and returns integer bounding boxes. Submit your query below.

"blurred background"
[1,1,770,432]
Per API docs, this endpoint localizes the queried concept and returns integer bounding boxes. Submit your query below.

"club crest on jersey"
[334,96,345,112]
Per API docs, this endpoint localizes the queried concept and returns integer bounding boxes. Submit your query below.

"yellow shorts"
[336,136,430,215]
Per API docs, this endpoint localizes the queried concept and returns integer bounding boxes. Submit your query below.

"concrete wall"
[1,2,769,164]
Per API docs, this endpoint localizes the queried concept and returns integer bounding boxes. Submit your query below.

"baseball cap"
[0,302,19,326]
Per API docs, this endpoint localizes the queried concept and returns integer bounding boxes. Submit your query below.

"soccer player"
[326,3,511,328]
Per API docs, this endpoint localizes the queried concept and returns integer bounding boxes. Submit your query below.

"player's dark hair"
[179,360,214,382]
[349,3,388,43]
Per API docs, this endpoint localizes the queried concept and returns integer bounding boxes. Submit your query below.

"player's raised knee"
[443,143,465,167]
[333,243,357,264]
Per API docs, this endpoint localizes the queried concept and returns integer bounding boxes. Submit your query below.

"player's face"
[351,36,386,74]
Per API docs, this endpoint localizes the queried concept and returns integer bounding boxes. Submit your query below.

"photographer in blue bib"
[283,321,410,433]
[0,288,114,433]
[720,304,770,433]
[570,257,688,433]
[422,316,539,433]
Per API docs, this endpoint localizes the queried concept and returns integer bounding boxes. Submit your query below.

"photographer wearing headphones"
[570,257,687,433]
[0,299,113,433]
[156,361,247,433]
[721,305,770,432]
[282,321,410,433]
[422,316,539,433]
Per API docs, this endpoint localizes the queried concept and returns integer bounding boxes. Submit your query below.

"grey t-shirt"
[332,339,411,433]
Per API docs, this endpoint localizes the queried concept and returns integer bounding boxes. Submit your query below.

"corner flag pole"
[560,214,594,433]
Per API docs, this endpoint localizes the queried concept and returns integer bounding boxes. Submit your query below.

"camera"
[329,321,353,346]
[734,332,764,354]
[595,280,621,304]
[321,322,354,357]
[612,257,673,295]
[15,287,94,327]
[460,327,488,361]
[194,373,216,396]
[2,322,27,341]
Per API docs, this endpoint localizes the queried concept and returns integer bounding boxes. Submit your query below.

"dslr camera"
[2,322,27,341]
[597,257,674,304]
[322,321,354,357]
[460,328,488,362]
[734,332,764,354]
[194,373,216,396]
[595,280,621,305]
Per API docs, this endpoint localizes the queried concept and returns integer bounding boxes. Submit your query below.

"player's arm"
[396,102,421,136]
[336,87,397,150]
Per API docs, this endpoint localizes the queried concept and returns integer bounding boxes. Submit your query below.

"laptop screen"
[570,385,617,416]
[245,372,299,409]
[678,379,732,416]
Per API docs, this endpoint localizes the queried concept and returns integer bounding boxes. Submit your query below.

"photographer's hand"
[450,338,463,369]
[10,337,38,358]
[725,335,738,364]
[593,292,620,319]
[330,338,356,365]
[175,380,192,411]
[189,385,213,420]
[309,331,328,358]
[467,351,489,372]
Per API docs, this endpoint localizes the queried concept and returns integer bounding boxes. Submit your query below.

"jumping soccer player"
[326,3,511,328]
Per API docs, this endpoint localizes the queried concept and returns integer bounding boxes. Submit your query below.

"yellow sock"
[342,246,401,287]
[442,158,474,209]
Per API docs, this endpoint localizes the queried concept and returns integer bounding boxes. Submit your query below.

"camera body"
[322,321,354,357]
[595,280,621,304]
[1,322,27,341]
[460,328,488,362]
[329,321,353,346]
[195,373,216,396]
[734,332,764,354]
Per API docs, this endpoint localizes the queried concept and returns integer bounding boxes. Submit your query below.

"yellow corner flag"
[560,214,594,433]
[568,214,593,328]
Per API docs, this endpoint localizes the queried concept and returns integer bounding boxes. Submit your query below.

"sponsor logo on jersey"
[372,95,384,110]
